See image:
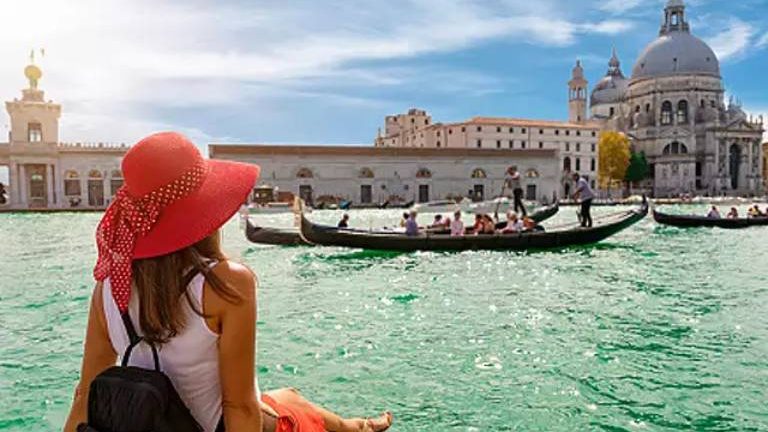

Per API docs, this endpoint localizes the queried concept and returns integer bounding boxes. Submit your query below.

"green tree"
[625,151,650,186]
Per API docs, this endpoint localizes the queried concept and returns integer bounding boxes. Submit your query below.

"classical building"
[209,144,560,206]
[0,60,128,210]
[590,0,764,197]
[373,62,602,198]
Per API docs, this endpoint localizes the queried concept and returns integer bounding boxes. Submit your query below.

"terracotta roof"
[466,117,601,129]
[210,144,555,159]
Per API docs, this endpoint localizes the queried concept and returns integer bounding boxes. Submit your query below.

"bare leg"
[265,388,392,432]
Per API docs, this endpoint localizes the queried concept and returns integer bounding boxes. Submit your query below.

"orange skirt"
[262,394,326,432]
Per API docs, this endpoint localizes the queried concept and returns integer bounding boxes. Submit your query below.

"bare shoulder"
[210,260,257,299]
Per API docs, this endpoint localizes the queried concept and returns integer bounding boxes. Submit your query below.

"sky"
[0,0,766,154]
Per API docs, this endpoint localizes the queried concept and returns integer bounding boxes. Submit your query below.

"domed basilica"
[588,0,764,197]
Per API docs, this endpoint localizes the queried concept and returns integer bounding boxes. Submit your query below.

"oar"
[493,180,508,221]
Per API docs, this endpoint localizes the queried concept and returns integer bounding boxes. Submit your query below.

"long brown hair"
[130,230,242,344]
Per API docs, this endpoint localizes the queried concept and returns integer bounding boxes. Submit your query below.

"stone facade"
[210,145,561,205]
[0,62,127,210]
[590,0,764,197]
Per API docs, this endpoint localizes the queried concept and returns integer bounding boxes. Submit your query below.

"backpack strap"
[120,312,161,371]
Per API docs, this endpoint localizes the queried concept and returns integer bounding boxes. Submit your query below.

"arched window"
[663,141,688,155]
[359,167,374,178]
[470,168,487,179]
[677,100,688,124]
[525,169,540,178]
[563,157,572,171]
[661,101,673,125]
[88,169,103,179]
[416,168,432,178]
[64,170,81,196]
[110,170,124,196]
[296,167,314,178]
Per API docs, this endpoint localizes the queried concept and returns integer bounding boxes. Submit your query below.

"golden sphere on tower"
[25,64,42,81]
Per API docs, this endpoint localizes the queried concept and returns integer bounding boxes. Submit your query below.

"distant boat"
[653,210,768,229]
[245,219,305,246]
[248,202,310,214]
[411,198,472,213]
[469,197,515,214]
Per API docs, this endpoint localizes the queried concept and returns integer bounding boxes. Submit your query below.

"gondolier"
[572,172,594,228]
[506,167,527,217]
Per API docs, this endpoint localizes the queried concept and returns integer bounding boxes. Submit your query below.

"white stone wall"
[213,150,561,204]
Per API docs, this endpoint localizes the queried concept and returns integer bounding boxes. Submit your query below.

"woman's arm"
[208,261,264,432]
[63,283,118,432]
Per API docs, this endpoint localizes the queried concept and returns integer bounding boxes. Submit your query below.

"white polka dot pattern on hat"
[94,161,208,313]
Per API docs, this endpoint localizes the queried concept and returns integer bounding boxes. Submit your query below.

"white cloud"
[597,0,644,14]
[705,19,755,60]
[0,0,640,147]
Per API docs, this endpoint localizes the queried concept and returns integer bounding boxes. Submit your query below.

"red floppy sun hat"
[93,132,260,312]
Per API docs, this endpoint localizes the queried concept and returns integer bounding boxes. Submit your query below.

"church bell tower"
[6,50,61,145]
[568,60,588,124]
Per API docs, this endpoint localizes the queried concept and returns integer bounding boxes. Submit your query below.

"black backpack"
[77,313,203,432]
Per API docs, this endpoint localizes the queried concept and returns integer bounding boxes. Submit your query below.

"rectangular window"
[539,142,543,149]
[449,129,453,135]
[461,127,466,132]
[437,131,441,137]
[508,140,513,149]
[436,141,441,148]
[477,126,482,132]
[555,130,560,135]
[591,158,596,172]
[591,131,596,137]
[566,143,570,152]
[509,127,514,133]
[418,185,430,203]
[576,143,581,152]
[576,131,581,136]
[522,128,527,133]
[576,158,581,171]
[497,140,501,149]
[360,185,372,204]
[566,130,570,136]
[521,141,527,149]
[476,140,482,148]
[496,126,501,133]
[591,143,596,152]
[110,179,123,197]
[64,179,81,196]
[539,129,544,134]
[525,184,537,201]
[28,123,42,142]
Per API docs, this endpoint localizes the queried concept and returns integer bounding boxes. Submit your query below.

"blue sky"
[0,0,766,152]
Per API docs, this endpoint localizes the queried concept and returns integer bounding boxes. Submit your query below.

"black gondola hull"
[246,220,306,246]
[300,205,648,252]
[653,211,768,229]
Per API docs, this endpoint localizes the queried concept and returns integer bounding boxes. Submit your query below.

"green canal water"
[1,206,767,431]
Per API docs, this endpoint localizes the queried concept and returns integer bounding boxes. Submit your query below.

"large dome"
[630,0,720,80]
[631,32,720,79]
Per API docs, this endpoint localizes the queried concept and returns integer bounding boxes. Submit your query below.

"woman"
[63,132,392,432]
[500,212,523,234]
[726,207,739,219]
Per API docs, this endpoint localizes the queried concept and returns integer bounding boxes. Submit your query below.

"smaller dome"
[591,75,628,107]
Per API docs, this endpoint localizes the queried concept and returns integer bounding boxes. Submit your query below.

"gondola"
[245,219,306,246]
[653,210,768,229]
[298,204,648,252]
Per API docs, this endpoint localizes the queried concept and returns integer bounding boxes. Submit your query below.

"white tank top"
[102,273,260,432]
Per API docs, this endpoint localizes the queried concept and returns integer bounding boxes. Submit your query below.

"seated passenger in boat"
[428,214,451,229]
[450,211,464,236]
[405,211,420,236]
[706,206,721,218]
[522,216,543,232]
[399,212,409,228]
[747,205,764,218]
[337,213,350,228]
[500,212,524,234]
[472,214,495,235]
[64,133,393,432]
[726,207,739,219]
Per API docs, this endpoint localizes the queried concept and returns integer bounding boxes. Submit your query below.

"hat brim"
[133,159,260,259]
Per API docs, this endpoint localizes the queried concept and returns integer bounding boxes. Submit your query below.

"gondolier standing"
[572,172,594,228]
[506,167,527,217]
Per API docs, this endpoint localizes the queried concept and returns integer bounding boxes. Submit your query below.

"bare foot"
[362,412,393,432]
